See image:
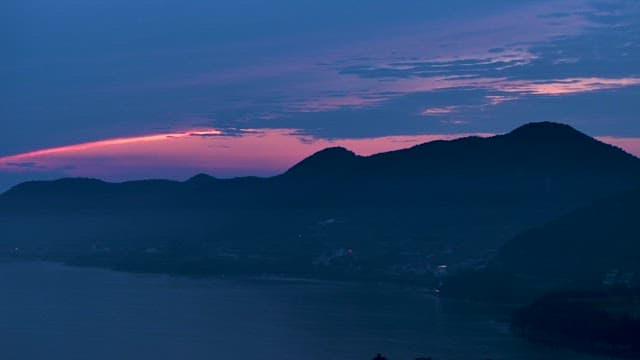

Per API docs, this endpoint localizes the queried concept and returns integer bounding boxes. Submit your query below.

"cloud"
[421,107,459,116]
[496,77,640,95]
[0,129,222,162]
[485,95,518,105]
[289,95,387,113]
[257,0,638,130]
[6,162,38,169]
[189,129,245,137]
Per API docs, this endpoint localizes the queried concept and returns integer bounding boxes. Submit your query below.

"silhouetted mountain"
[441,185,640,302]
[512,288,640,358]
[283,147,359,177]
[1,122,639,281]
[494,186,640,285]
[280,122,639,179]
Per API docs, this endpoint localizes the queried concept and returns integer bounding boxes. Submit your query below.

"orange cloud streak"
[2,129,222,160]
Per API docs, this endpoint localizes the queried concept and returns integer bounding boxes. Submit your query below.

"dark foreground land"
[512,289,640,358]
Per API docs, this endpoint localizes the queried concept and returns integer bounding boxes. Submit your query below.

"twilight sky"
[2,0,640,191]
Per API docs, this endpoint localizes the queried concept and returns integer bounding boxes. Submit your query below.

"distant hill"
[1,122,639,281]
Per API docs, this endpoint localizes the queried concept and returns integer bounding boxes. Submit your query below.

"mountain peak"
[506,122,589,141]
[311,146,355,157]
[284,147,358,177]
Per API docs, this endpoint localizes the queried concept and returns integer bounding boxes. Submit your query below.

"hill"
[1,122,639,281]
[496,185,640,286]
[441,185,640,302]
[512,289,640,358]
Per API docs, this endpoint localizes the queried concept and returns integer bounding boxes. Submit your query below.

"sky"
[2,0,640,191]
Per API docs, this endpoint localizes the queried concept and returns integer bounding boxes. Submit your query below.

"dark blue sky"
[2,0,640,190]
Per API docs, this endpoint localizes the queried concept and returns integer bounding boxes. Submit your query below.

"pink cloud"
[285,75,640,116]
[1,129,222,160]
[380,76,640,98]
[497,78,640,96]
[485,95,519,105]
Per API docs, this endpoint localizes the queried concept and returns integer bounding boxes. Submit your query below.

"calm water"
[0,261,606,360]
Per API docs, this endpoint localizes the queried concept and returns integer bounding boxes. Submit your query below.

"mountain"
[511,288,640,358]
[283,147,360,177]
[494,185,640,285]
[440,185,640,302]
[1,122,639,281]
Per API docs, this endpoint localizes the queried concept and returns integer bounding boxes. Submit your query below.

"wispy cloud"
[496,77,640,96]
[421,106,459,116]
[289,95,387,113]
[289,75,640,115]
[270,0,640,125]
[5,162,39,169]
[0,129,222,162]
[485,95,518,106]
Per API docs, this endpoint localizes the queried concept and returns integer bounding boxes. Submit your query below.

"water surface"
[0,262,606,360]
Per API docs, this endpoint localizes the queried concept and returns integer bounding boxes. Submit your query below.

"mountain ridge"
[3,121,638,197]
[1,122,639,284]
[441,185,640,302]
